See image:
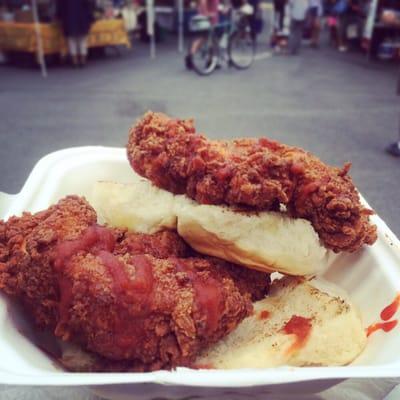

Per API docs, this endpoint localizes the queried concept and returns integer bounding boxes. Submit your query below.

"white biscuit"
[176,199,328,276]
[90,178,329,276]
[195,276,367,368]
[91,179,176,234]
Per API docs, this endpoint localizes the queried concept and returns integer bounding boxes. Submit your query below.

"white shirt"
[289,0,309,21]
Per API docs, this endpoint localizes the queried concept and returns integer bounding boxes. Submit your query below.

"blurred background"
[0,0,399,235]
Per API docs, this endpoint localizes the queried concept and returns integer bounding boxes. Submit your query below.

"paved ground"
[0,34,399,239]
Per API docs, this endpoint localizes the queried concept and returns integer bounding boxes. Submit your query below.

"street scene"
[0,0,400,399]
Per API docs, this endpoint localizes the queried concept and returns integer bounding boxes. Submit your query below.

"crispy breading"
[55,251,256,370]
[115,229,191,259]
[127,112,377,252]
[0,196,97,328]
[0,196,270,371]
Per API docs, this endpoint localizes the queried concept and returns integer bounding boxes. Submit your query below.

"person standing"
[57,0,95,67]
[288,0,309,55]
[309,0,323,48]
[248,0,263,42]
[185,0,220,69]
[271,0,288,51]
[333,0,349,52]
[274,0,287,32]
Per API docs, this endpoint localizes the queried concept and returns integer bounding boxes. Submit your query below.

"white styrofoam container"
[0,146,400,400]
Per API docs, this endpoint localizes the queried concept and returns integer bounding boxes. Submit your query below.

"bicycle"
[188,5,256,76]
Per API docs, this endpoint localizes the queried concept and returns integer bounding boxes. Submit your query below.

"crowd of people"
[271,0,367,55]
[184,0,370,58]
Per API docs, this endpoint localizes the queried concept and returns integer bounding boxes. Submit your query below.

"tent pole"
[31,0,47,77]
[146,0,156,58]
[178,0,183,52]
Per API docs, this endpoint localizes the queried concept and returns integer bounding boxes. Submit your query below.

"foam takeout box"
[0,147,400,400]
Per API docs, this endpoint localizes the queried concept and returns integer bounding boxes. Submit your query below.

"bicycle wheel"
[228,25,255,70]
[191,36,218,76]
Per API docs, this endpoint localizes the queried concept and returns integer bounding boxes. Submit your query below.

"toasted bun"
[90,179,329,276]
[176,199,328,276]
[195,276,367,368]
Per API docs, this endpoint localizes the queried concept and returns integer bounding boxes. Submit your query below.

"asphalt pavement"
[0,35,399,237]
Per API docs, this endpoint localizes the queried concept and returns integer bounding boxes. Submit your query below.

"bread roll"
[195,276,367,368]
[90,179,329,276]
[91,180,176,234]
[176,200,328,276]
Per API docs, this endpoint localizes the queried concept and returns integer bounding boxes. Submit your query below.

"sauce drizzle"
[366,320,398,337]
[365,293,400,338]
[258,310,270,320]
[175,260,223,334]
[380,294,400,321]
[282,315,312,354]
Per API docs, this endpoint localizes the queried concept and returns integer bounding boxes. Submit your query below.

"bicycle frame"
[188,8,254,74]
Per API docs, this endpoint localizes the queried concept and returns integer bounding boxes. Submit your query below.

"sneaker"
[338,46,348,52]
[185,55,193,70]
[385,142,400,157]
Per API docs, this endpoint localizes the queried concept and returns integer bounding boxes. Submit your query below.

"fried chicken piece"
[52,224,269,370]
[115,229,191,259]
[127,112,377,252]
[117,231,268,302]
[0,198,192,330]
[1,197,270,371]
[0,196,97,329]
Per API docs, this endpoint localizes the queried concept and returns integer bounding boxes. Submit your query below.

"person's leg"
[289,20,296,54]
[289,20,303,54]
[185,35,205,69]
[337,15,348,51]
[78,36,88,66]
[311,17,320,48]
[68,37,79,66]
[278,5,284,31]
[328,17,338,47]
[385,108,400,157]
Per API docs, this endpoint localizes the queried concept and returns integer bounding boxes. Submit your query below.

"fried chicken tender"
[0,196,97,329]
[53,225,268,370]
[127,112,377,252]
[0,197,270,371]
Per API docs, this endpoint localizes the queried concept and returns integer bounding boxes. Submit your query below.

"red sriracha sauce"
[175,260,223,335]
[282,315,312,354]
[258,310,270,320]
[366,320,398,337]
[380,294,400,321]
[54,225,115,271]
[54,226,155,353]
[54,225,116,336]
[365,293,400,338]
